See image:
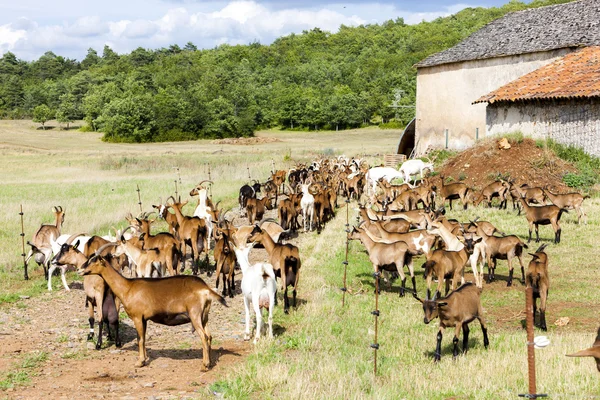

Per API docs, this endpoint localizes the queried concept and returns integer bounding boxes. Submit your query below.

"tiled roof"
[416,0,600,68]
[474,46,600,104]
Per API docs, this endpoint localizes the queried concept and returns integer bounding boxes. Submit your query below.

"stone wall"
[486,99,600,156]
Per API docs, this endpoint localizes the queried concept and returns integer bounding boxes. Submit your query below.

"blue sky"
[0,0,520,61]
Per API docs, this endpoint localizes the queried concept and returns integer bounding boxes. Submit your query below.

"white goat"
[399,159,434,185]
[300,182,315,232]
[192,185,213,250]
[233,242,277,343]
[365,167,406,195]
[47,233,90,291]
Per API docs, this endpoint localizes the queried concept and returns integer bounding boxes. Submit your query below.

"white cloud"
[122,20,160,39]
[0,1,478,61]
[65,16,109,37]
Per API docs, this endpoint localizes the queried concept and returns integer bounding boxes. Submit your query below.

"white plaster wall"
[487,100,600,157]
[415,49,572,154]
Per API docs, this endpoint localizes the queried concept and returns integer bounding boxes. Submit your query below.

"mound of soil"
[436,137,576,191]
[212,137,280,145]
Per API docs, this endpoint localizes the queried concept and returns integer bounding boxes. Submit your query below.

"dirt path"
[0,272,252,399]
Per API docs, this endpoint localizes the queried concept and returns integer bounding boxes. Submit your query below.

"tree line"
[0,0,572,142]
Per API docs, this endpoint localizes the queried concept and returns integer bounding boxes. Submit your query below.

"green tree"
[98,93,156,142]
[32,104,54,130]
[56,93,77,129]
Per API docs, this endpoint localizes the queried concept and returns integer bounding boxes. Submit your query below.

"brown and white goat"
[78,255,227,369]
[526,244,549,331]
[25,205,65,280]
[543,187,589,224]
[414,283,489,361]
[519,198,567,244]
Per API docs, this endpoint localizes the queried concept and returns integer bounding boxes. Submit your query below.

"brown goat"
[246,196,273,225]
[25,205,65,280]
[474,181,509,208]
[168,200,208,274]
[247,225,301,314]
[52,236,122,350]
[79,255,227,369]
[213,228,237,298]
[422,248,468,296]
[513,183,546,205]
[543,187,589,224]
[567,327,600,372]
[414,283,489,361]
[134,218,181,276]
[526,243,549,331]
[348,226,415,297]
[519,198,567,244]
[472,222,528,286]
[438,176,470,210]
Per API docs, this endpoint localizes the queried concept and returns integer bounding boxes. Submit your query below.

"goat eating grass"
[414,284,489,362]
[78,255,227,369]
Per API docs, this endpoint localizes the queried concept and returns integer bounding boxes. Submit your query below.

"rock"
[19,295,30,300]
[497,138,511,150]
[66,342,75,348]
[143,382,155,388]
[110,349,123,354]
[87,342,96,350]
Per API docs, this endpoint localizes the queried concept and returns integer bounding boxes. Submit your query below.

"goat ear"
[73,240,80,250]
[140,233,146,240]
[437,302,448,307]
[528,253,539,259]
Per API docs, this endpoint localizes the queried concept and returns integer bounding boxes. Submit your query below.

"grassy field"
[1,120,600,399]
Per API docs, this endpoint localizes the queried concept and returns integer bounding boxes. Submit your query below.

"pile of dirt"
[212,137,280,145]
[436,137,576,191]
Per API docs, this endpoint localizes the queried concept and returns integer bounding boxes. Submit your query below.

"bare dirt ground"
[0,208,291,400]
[437,137,576,191]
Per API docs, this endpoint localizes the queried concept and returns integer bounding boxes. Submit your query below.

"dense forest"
[0,0,572,142]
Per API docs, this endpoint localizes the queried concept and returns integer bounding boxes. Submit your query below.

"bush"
[537,138,600,189]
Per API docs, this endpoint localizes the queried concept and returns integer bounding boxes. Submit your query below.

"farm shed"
[474,46,600,157]
[413,0,600,155]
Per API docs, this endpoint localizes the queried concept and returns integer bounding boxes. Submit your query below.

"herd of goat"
[21,155,599,371]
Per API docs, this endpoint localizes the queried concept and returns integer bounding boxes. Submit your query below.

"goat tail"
[515,243,524,257]
[208,288,228,307]
[584,194,591,199]
[421,260,436,279]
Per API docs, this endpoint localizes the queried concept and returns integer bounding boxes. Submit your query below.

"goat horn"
[197,180,213,187]
[66,233,87,245]
[95,242,118,256]
[165,195,176,204]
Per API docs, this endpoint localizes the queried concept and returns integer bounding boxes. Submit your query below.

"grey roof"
[416,0,600,68]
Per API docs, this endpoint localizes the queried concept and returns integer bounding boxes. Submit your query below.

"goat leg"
[507,258,514,287]
[283,287,290,314]
[462,324,470,354]
[96,318,104,350]
[87,316,95,341]
[540,309,547,331]
[434,329,443,362]
[400,278,406,297]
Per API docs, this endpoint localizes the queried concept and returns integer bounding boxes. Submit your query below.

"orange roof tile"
[474,46,600,104]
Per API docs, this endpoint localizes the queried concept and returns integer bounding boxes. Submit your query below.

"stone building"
[413,0,600,155]
[475,46,600,157]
